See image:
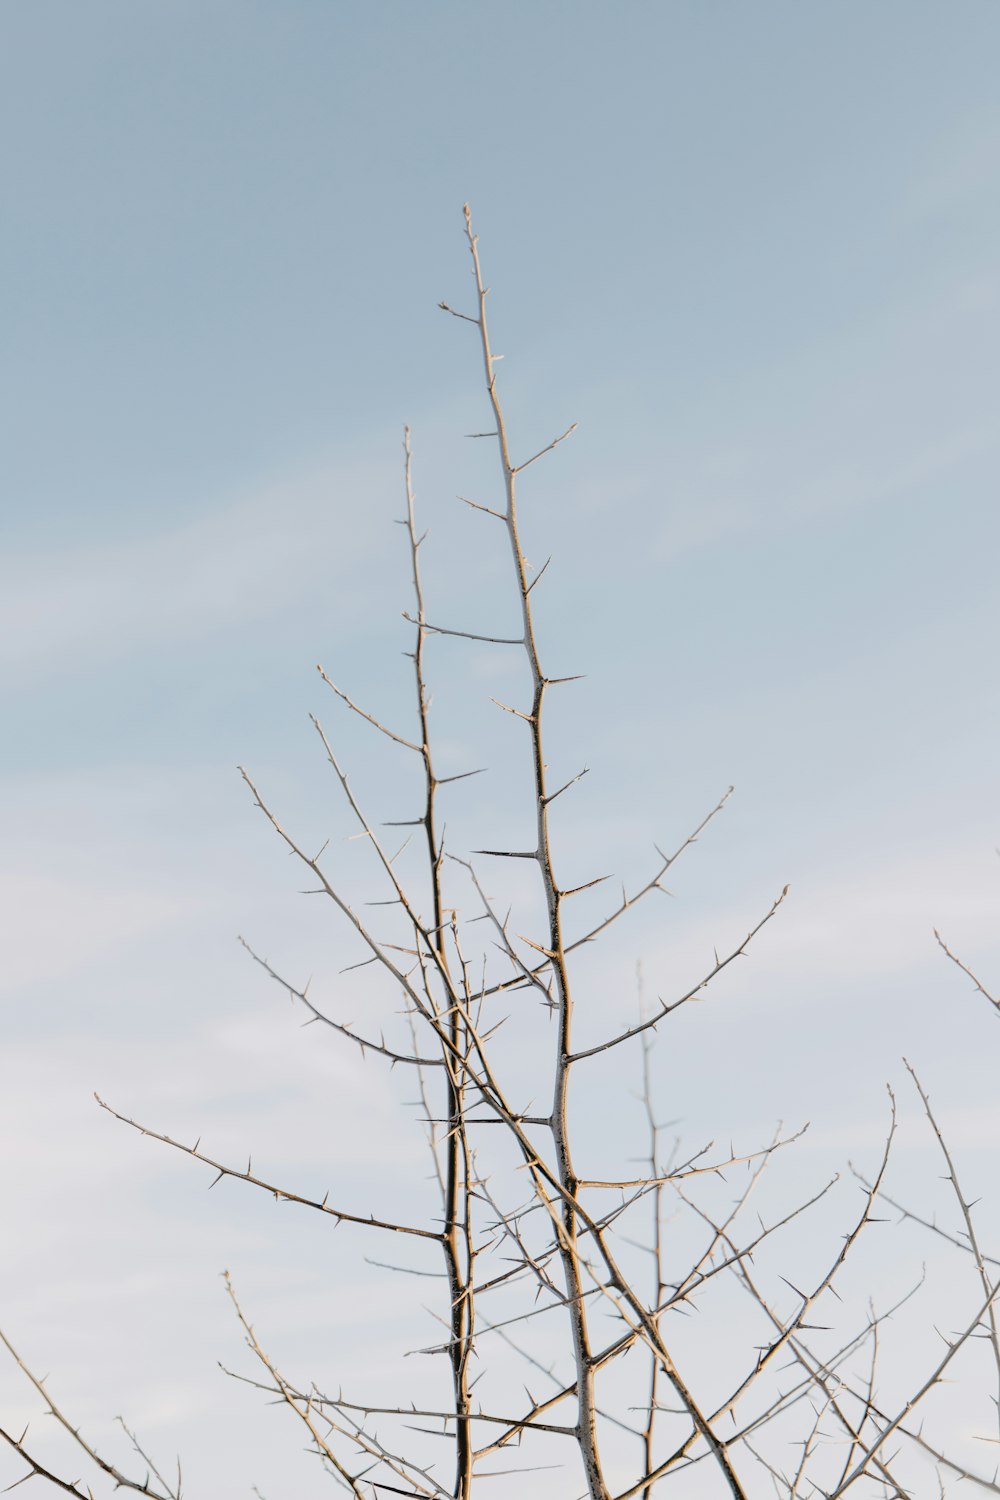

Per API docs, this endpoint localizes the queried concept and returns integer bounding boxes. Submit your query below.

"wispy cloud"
[0,870,181,993]
[0,454,393,685]
[654,418,995,566]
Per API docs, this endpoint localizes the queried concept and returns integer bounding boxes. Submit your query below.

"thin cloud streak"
[0,454,392,685]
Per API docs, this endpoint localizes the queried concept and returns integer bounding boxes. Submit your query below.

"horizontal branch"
[401,611,523,645]
[935,928,999,1013]
[543,767,589,805]
[457,494,505,520]
[438,301,479,325]
[473,848,538,860]
[513,422,578,474]
[315,1392,575,1439]
[570,885,789,1060]
[438,766,488,786]
[238,937,445,1069]
[316,665,421,752]
[95,1096,444,1241]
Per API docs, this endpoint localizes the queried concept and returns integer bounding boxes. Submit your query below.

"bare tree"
[3,207,999,1499]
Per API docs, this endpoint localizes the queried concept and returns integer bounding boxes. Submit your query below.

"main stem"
[404,432,474,1500]
[463,206,610,1500]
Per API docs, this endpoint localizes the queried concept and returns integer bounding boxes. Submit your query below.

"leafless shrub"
[3,208,998,1500]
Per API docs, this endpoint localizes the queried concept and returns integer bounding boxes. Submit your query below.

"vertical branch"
[402,430,474,1498]
[461,204,610,1500]
[637,963,666,1496]
[461,210,750,1500]
[906,1060,1000,1441]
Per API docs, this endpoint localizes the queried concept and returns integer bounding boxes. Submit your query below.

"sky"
[1,3,999,1497]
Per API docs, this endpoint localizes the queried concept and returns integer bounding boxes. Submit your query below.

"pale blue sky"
[2,5,999,1497]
